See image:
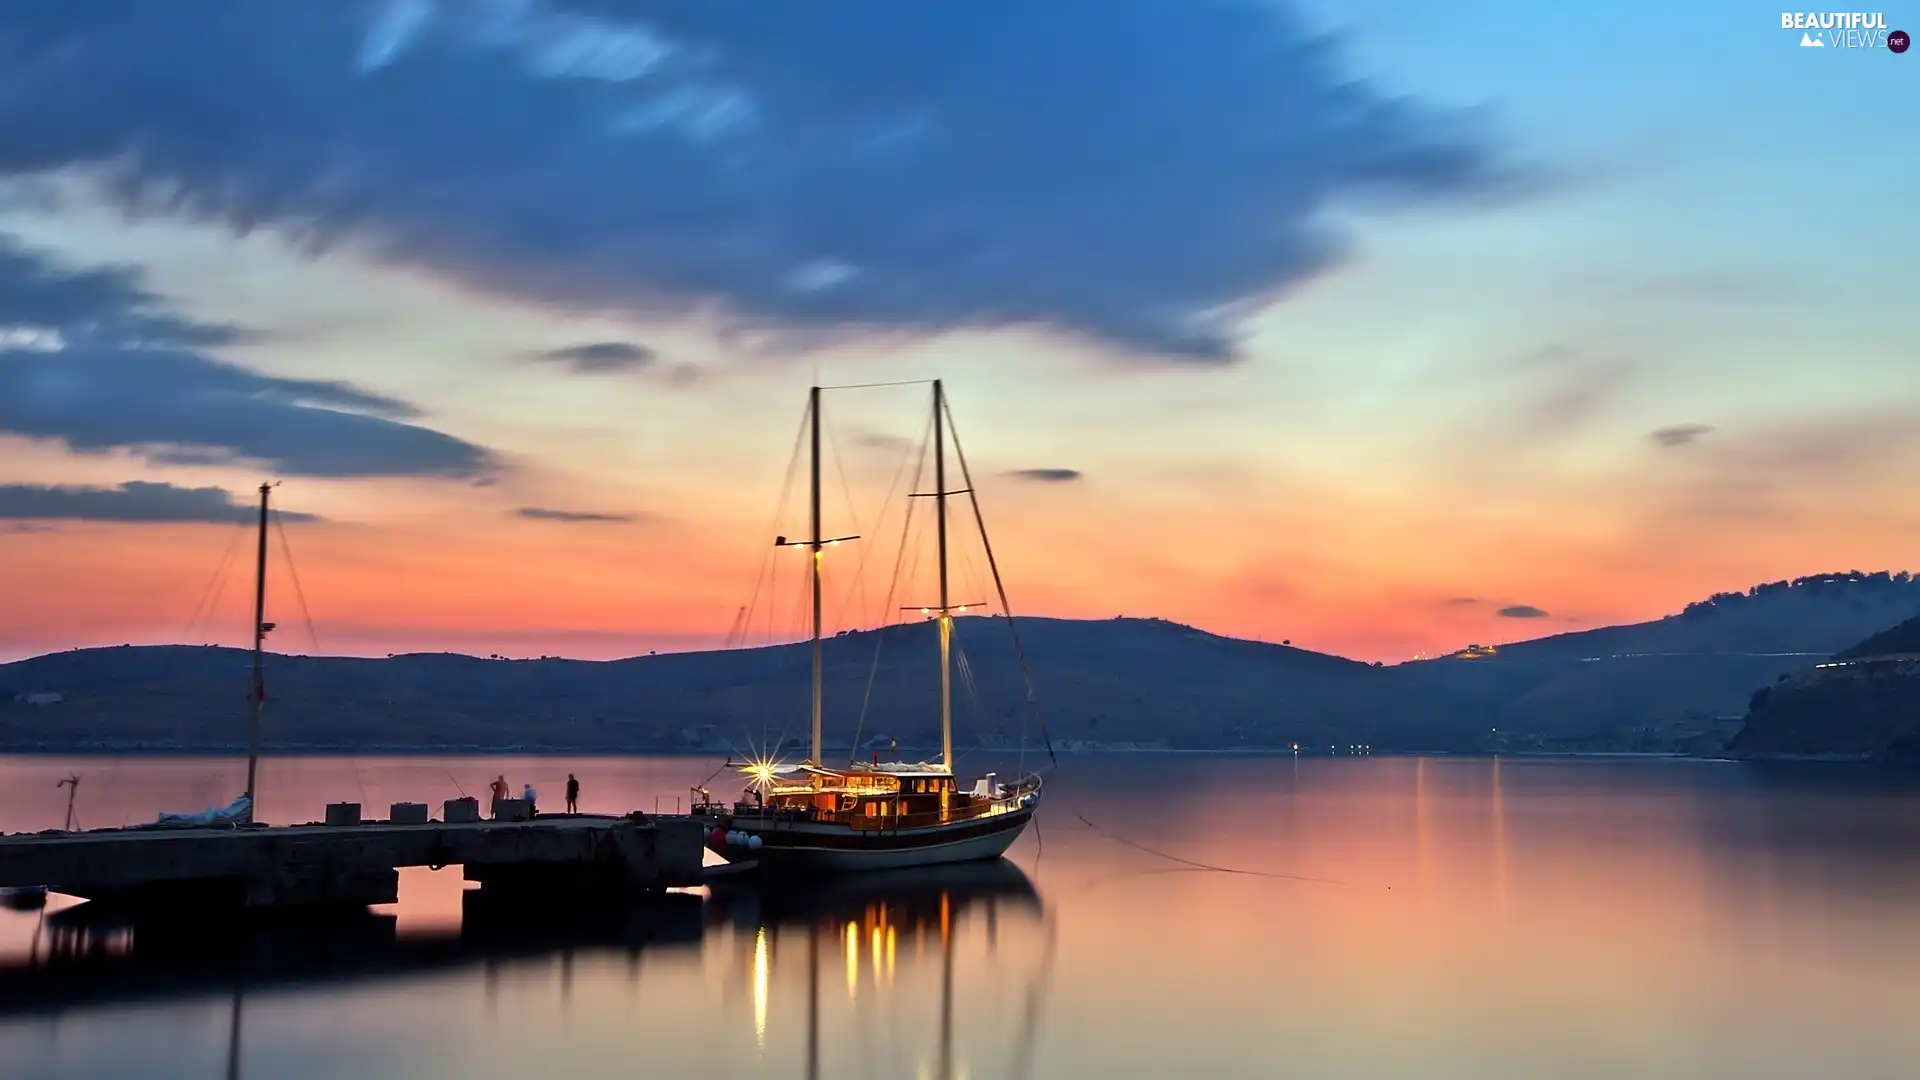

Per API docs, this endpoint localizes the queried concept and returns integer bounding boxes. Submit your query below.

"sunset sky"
[1,1,1915,664]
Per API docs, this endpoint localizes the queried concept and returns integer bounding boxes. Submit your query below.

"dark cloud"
[0,236,498,479]
[1444,596,1479,606]
[531,340,656,373]
[0,481,320,523]
[5,523,57,534]
[1005,468,1082,483]
[1498,604,1549,618]
[0,346,495,478]
[0,234,246,347]
[1650,423,1713,448]
[0,1,1532,362]
[514,506,637,523]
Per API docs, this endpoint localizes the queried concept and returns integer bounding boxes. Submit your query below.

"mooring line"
[1074,814,1346,885]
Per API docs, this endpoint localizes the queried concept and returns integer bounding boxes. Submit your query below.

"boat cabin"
[756,765,985,828]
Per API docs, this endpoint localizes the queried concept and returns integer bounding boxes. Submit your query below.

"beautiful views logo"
[1781,11,1910,50]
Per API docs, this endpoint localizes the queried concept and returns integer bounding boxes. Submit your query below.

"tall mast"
[809,385,824,766]
[244,481,269,809]
[934,380,952,771]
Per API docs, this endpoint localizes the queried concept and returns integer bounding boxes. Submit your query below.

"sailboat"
[696,381,1047,874]
[152,481,277,829]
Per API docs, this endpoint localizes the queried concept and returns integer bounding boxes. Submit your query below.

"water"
[2,754,1919,1079]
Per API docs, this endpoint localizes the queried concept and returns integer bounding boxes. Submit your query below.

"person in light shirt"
[522,782,537,818]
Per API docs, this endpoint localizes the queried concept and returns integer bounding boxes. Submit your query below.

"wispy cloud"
[1505,345,1638,439]
[1498,604,1549,618]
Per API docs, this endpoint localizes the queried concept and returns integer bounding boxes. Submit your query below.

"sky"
[0,1,1915,664]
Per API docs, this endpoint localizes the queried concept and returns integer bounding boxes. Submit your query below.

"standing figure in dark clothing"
[565,773,580,814]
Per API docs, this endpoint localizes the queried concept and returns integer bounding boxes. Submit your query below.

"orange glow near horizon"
[4,466,1916,664]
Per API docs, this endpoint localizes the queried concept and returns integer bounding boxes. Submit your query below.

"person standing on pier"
[489,774,509,818]
[565,773,579,814]
[523,781,537,818]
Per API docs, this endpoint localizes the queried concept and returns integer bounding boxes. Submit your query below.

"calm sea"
[1,754,1919,1079]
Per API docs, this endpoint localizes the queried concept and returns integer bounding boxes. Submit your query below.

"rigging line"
[816,379,931,391]
[693,755,736,797]
[943,398,1057,772]
[1074,814,1346,885]
[742,401,812,643]
[821,418,872,633]
[182,518,251,641]
[849,422,931,761]
[826,407,930,634]
[271,513,321,653]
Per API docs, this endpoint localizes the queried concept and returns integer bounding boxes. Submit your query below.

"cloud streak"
[1651,423,1714,448]
[0,1,1532,362]
[1006,468,1082,483]
[530,341,657,373]
[1498,604,1548,618]
[0,481,320,523]
[514,506,638,524]
[0,346,496,478]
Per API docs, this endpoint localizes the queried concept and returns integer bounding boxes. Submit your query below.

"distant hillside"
[1371,572,1920,753]
[0,617,1383,754]
[1835,612,1920,660]
[1466,571,1920,663]
[1730,610,1920,761]
[4,573,1918,756]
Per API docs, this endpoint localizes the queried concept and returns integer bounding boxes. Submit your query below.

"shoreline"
[0,745,1811,763]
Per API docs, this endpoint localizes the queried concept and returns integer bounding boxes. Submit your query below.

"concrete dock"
[0,814,706,909]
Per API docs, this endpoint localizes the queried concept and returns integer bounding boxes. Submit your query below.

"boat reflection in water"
[708,858,1053,1080]
[0,858,1052,1080]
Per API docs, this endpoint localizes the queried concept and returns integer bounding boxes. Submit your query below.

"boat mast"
[934,380,953,771]
[244,481,269,809]
[809,385,824,766]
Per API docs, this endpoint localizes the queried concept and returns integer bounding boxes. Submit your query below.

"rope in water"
[1074,814,1345,885]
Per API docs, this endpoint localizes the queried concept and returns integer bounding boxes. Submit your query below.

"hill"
[4,573,1918,756]
[1729,610,1920,761]
[0,617,1382,754]
[1378,571,1920,754]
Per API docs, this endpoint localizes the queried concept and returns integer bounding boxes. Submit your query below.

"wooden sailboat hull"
[708,804,1036,875]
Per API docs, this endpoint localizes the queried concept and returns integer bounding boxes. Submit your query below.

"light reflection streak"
[752,926,769,1048]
